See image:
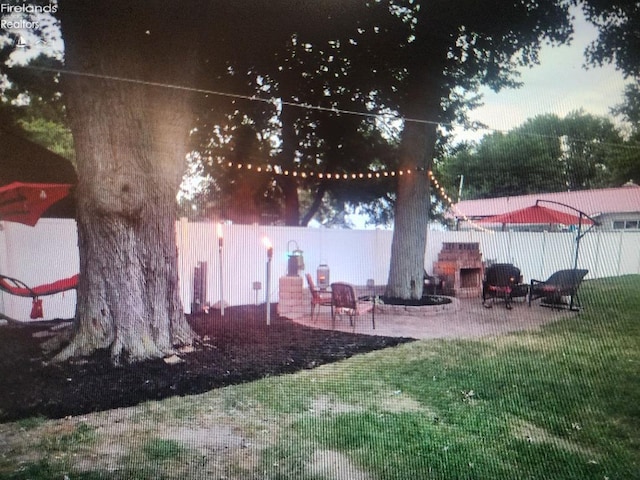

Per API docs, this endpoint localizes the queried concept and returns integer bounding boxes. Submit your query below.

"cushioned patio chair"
[305,273,332,321]
[482,263,528,309]
[330,282,375,330]
[529,269,588,311]
[0,273,79,322]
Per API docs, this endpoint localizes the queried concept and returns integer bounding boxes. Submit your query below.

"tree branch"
[300,181,328,226]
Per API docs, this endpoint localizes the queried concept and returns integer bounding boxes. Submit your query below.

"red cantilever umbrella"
[479,201,598,280]
[0,182,73,227]
[479,204,594,226]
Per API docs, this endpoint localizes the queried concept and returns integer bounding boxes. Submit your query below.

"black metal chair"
[482,263,527,310]
[529,269,589,311]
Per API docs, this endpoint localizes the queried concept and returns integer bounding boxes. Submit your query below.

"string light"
[427,170,494,233]
[216,158,413,180]
[217,157,491,232]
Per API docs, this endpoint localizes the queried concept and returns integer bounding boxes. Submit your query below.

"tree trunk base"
[52,324,197,365]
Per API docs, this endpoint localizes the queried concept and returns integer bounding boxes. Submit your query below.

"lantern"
[317,263,330,289]
[287,240,305,276]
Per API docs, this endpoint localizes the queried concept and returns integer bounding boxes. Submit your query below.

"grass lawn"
[1,275,638,479]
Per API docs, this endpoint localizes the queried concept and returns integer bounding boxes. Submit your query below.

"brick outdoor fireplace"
[433,242,484,298]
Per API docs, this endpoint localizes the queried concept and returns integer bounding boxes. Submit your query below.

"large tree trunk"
[385,120,437,299]
[385,54,445,300]
[55,2,198,363]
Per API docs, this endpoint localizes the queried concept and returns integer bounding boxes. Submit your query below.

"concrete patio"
[285,296,575,340]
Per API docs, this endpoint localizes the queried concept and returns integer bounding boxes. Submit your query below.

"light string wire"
[16,65,445,127]
[214,157,413,179]
[4,68,457,198]
[15,65,640,153]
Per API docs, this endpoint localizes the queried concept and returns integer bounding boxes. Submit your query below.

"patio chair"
[423,270,444,296]
[0,273,79,322]
[305,273,332,321]
[482,263,528,309]
[529,269,588,311]
[330,282,375,330]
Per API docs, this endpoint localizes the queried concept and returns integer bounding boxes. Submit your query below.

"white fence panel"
[2,218,639,319]
[0,219,78,320]
[177,224,395,310]
[616,232,640,276]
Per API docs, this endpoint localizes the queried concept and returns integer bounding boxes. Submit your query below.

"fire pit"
[375,295,458,316]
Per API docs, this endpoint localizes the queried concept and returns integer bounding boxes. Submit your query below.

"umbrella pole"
[535,199,599,273]
[573,214,583,273]
[571,215,583,311]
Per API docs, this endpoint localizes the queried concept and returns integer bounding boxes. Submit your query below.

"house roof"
[452,183,640,220]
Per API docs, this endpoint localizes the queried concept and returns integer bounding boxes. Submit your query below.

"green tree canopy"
[579,0,640,78]
[519,111,623,190]
[439,111,625,200]
[610,85,640,183]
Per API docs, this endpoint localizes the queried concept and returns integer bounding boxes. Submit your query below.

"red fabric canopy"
[479,205,594,225]
[0,182,72,226]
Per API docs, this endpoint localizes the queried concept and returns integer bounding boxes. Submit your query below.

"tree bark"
[277,105,301,226]
[300,182,328,226]
[55,2,198,363]
[280,177,301,226]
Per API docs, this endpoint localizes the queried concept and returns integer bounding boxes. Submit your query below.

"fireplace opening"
[460,268,481,288]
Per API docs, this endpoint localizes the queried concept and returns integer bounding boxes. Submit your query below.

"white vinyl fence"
[2,218,639,320]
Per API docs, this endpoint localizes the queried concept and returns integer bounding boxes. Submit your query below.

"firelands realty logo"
[1,3,58,30]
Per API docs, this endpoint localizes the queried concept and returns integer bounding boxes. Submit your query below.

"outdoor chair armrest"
[529,279,557,293]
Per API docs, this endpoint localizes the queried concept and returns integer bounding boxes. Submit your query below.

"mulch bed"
[0,305,413,423]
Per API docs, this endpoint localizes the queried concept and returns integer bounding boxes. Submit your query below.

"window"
[613,220,640,230]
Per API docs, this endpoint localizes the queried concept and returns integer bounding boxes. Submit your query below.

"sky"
[455,9,630,143]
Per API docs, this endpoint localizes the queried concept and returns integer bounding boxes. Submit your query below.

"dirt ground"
[0,305,413,423]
